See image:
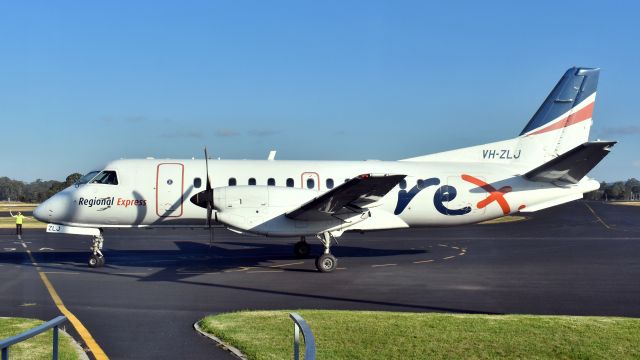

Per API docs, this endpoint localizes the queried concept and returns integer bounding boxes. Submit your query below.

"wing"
[286,174,406,221]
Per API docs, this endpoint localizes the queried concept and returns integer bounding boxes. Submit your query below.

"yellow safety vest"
[15,215,24,225]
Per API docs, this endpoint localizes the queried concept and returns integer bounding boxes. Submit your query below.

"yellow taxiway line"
[24,245,109,359]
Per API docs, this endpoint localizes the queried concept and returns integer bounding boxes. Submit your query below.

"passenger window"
[286,178,294,187]
[399,179,407,190]
[326,178,334,189]
[91,170,118,185]
[248,178,256,186]
[194,178,202,188]
[267,178,276,186]
[229,178,237,186]
[307,178,315,189]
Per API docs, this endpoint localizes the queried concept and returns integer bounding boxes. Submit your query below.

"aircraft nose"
[33,202,48,222]
[34,195,68,223]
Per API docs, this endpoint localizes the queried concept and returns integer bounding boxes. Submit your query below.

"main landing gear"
[293,236,311,258]
[315,232,338,273]
[88,232,105,268]
[292,233,339,272]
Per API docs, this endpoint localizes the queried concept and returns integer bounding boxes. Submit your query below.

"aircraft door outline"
[300,172,320,190]
[156,163,185,217]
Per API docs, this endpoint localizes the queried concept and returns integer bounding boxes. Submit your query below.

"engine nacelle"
[212,186,362,237]
[213,186,317,210]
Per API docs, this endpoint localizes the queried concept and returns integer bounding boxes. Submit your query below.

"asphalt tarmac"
[1,201,639,359]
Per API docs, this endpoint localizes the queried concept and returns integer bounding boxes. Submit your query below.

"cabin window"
[399,179,407,190]
[306,178,315,189]
[344,178,350,183]
[267,178,276,186]
[326,178,334,189]
[194,178,202,188]
[286,178,294,187]
[228,178,236,186]
[248,178,256,186]
[90,170,118,185]
[417,179,425,190]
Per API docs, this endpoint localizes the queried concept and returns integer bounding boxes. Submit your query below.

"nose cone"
[34,194,69,223]
[33,202,48,222]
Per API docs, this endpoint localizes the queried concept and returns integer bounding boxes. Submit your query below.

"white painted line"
[112,272,148,276]
[413,260,434,264]
[247,270,284,274]
[268,261,304,268]
[4,248,16,251]
[371,264,397,268]
[39,247,54,251]
[443,256,455,260]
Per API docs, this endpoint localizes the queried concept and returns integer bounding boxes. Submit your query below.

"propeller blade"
[204,147,214,246]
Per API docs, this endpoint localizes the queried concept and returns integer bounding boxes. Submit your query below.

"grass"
[608,201,640,207]
[199,310,640,360]
[0,217,46,229]
[0,317,82,360]
[0,202,44,229]
[479,215,527,224]
[0,202,39,212]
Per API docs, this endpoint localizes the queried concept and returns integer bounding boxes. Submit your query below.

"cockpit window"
[75,171,100,185]
[90,170,119,185]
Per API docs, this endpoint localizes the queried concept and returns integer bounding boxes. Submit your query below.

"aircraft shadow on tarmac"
[2,241,499,314]
[21,240,427,272]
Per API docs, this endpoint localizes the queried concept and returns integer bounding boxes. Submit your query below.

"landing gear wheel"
[315,253,338,273]
[293,241,311,258]
[88,255,104,268]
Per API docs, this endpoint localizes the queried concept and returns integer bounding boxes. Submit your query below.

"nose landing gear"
[88,233,105,268]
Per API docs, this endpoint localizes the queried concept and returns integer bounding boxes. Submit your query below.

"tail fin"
[401,67,603,168]
[520,67,599,155]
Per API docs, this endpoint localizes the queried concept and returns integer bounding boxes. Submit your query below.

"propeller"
[204,147,214,246]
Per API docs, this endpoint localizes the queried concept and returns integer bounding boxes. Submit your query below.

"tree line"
[585,178,640,201]
[0,173,82,203]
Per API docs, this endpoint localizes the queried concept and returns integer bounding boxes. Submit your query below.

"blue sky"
[1,1,639,182]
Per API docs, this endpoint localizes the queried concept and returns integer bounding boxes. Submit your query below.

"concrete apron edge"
[193,321,249,360]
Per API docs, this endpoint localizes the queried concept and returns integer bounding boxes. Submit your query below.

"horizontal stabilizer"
[524,141,616,184]
[287,174,406,221]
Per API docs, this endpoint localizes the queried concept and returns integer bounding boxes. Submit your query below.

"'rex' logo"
[461,174,512,215]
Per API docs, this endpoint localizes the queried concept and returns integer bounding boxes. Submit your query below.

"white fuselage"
[36,158,598,237]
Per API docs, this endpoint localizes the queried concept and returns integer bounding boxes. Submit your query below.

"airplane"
[34,67,615,272]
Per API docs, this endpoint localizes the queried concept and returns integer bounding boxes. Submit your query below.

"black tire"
[315,253,338,273]
[88,255,105,268]
[88,255,99,268]
[293,241,311,258]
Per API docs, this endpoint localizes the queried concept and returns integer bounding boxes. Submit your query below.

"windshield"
[75,171,100,185]
[90,170,119,185]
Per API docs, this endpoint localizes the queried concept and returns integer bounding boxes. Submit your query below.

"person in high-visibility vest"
[9,210,26,240]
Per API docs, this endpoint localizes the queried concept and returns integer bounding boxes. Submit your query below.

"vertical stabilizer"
[520,67,599,156]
